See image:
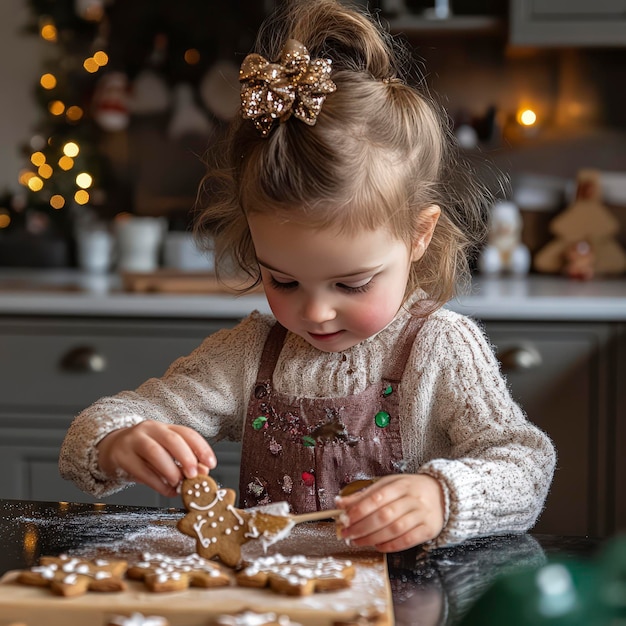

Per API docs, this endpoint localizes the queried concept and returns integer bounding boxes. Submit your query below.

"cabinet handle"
[59,346,107,373]
[497,344,542,372]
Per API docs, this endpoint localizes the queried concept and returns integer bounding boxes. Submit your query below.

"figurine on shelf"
[534,169,626,278]
[563,240,595,281]
[478,201,531,275]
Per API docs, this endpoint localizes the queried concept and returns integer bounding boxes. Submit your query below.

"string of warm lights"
[1,0,265,238]
[15,12,110,217]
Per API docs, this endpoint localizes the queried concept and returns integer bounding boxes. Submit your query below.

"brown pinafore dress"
[239,314,424,513]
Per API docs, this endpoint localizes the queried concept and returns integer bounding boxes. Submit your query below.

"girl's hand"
[335,474,445,552]
[96,420,217,498]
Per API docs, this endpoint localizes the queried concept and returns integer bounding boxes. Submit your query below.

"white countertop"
[450,274,626,321]
[0,270,271,318]
[0,269,626,321]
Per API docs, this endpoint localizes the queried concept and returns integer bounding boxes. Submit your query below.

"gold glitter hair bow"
[239,39,337,137]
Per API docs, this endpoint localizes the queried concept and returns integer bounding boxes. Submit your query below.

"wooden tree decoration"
[534,169,626,278]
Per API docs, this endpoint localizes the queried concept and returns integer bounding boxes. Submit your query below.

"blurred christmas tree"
[16,0,114,242]
[8,0,265,265]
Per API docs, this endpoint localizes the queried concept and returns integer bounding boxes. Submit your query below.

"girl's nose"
[300,294,336,324]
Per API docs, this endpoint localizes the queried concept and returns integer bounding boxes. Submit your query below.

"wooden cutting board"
[0,523,394,626]
[121,270,264,294]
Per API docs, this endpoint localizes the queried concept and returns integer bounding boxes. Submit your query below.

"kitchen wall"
[0,0,46,194]
[2,1,626,221]
[399,22,626,176]
[393,12,626,251]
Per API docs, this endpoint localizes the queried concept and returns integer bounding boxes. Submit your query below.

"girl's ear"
[411,205,441,262]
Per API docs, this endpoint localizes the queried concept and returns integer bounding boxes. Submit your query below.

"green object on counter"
[460,559,600,626]
[596,534,626,618]
[460,534,626,626]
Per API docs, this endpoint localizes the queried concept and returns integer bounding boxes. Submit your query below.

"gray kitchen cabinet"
[510,0,626,46]
[485,321,614,537]
[0,311,621,539]
[615,324,626,533]
[0,316,239,507]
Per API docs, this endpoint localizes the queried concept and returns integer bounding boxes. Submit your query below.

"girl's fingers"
[169,425,217,474]
[197,463,210,476]
[337,476,404,525]
[338,475,445,551]
[136,433,188,489]
[105,421,218,495]
[120,457,179,498]
[342,495,413,541]
[372,523,434,553]
[143,426,213,483]
[344,506,422,546]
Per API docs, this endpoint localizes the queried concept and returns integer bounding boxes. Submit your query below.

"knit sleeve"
[414,313,556,548]
[58,311,273,497]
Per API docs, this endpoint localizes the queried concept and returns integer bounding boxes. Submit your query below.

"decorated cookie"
[213,610,302,625]
[177,475,292,567]
[106,613,169,626]
[16,554,127,597]
[332,612,389,626]
[235,554,355,596]
[126,552,231,592]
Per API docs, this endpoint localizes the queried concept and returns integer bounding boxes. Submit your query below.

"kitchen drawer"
[0,425,180,506]
[484,321,612,537]
[0,317,234,412]
[0,428,241,506]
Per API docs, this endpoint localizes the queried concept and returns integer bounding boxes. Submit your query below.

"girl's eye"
[269,276,298,290]
[337,279,373,294]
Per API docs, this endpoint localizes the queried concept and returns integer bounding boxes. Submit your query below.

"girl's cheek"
[350,301,396,336]
[264,291,292,324]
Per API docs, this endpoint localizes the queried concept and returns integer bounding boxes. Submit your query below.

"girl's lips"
[308,330,344,341]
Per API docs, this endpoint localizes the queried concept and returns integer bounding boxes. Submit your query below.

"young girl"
[60,0,555,553]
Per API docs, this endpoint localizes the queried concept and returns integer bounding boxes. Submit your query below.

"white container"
[163,231,214,271]
[115,216,166,272]
[76,228,113,274]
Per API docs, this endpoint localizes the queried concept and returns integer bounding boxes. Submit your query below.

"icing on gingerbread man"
[178,475,294,567]
[178,475,259,567]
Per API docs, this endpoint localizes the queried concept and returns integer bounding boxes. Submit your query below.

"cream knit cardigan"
[59,298,556,549]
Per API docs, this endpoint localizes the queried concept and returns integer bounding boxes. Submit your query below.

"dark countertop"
[0,499,602,626]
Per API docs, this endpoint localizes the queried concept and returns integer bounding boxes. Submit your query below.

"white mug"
[76,228,113,274]
[163,231,214,271]
[115,216,166,272]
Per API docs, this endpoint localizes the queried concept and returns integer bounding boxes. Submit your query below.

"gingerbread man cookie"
[126,552,231,592]
[106,613,169,626]
[177,475,292,567]
[16,554,127,597]
[235,554,355,596]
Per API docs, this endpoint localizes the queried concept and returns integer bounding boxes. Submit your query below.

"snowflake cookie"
[106,613,169,626]
[235,553,355,596]
[16,554,127,597]
[126,552,231,592]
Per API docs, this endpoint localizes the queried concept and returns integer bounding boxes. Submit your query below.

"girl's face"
[248,213,422,352]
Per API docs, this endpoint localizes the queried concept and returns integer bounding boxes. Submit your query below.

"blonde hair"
[194,0,490,312]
